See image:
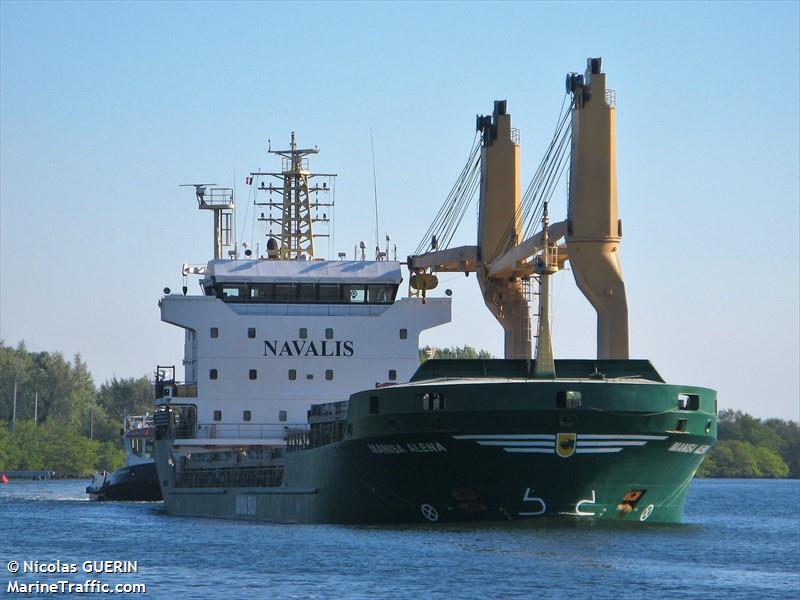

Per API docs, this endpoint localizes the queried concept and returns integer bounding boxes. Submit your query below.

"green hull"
[155,360,717,525]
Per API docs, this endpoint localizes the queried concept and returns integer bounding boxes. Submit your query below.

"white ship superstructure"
[156,135,450,451]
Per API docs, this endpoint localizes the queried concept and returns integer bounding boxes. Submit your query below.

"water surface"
[2,479,798,599]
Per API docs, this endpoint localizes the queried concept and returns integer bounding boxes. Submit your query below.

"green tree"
[95,440,125,473]
[419,345,494,363]
[698,440,789,478]
[7,420,45,471]
[752,446,790,478]
[0,426,10,471]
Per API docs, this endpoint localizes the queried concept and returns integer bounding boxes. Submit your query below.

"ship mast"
[180,184,235,260]
[251,132,335,260]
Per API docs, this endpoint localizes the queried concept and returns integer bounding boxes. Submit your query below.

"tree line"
[0,341,797,478]
[0,341,153,476]
[697,409,799,478]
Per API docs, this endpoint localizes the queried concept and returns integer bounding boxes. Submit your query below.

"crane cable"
[484,93,572,264]
[414,132,482,255]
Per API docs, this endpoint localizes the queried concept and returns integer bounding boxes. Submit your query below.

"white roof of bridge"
[204,259,402,284]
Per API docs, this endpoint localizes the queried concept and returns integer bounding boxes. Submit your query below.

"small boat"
[86,415,161,501]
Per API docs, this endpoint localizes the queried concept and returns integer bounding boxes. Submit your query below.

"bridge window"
[209,369,218,380]
[274,283,295,302]
[318,284,341,302]
[367,284,396,304]
[216,282,398,305]
[298,283,316,302]
[343,284,366,303]
[250,284,273,301]
[220,285,245,299]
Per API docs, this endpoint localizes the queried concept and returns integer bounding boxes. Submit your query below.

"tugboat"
[154,58,716,524]
[86,414,161,501]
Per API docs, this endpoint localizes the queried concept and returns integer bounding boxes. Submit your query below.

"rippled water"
[2,479,798,599]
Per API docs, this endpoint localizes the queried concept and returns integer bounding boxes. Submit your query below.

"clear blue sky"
[1,1,798,419]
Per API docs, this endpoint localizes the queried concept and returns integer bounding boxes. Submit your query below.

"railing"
[195,422,290,440]
[511,128,520,144]
[605,89,616,108]
[286,421,347,453]
[154,379,197,400]
[200,187,234,207]
[175,466,284,488]
[282,157,309,173]
[308,401,348,421]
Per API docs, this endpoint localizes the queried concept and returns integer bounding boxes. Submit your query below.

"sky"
[1,1,798,420]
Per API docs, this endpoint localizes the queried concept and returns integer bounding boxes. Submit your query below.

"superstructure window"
[325,328,334,340]
[299,328,308,339]
[248,327,256,339]
[288,369,297,381]
[274,283,295,302]
[399,328,408,340]
[325,369,334,381]
[249,369,257,380]
[279,410,287,422]
[343,284,366,303]
[209,369,218,380]
[215,282,398,305]
[367,284,395,304]
[210,327,219,338]
[213,410,222,421]
[220,285,245,299]
[318,284,341,303]
[298,283,316,302]
[243,410,252,422]
[389,370,397,381]
[250,284,273,300]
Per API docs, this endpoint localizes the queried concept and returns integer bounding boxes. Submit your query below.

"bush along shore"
[1,341,797,478]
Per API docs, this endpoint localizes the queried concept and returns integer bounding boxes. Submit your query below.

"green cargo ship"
[153,58,717,524]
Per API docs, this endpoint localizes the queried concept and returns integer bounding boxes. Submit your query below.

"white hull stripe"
[504,447,624,454]
[578,434,668,440]
[477,441,554,447]
[454,433,668,455]
[577,441,648,447]
[453,434,556,440]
